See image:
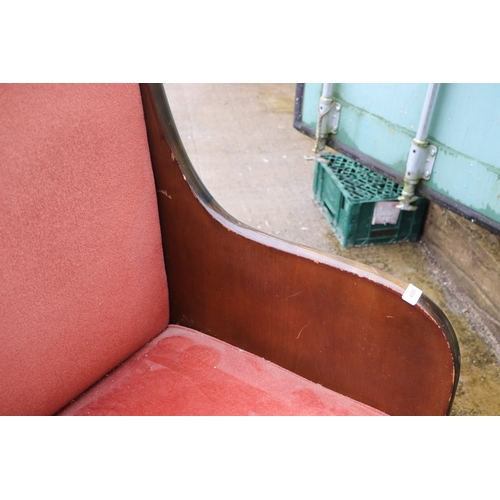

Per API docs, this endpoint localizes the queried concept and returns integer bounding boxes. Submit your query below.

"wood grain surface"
[140,84,460,416]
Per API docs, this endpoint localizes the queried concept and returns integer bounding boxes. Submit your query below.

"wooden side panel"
[140,84,460,416]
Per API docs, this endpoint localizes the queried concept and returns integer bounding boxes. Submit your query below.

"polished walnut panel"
[140,84,460,416]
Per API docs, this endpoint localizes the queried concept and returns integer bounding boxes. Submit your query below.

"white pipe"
[313,83,335,153]
[415,83,440,143]
[321,83,334,100]
[397,83,441,211]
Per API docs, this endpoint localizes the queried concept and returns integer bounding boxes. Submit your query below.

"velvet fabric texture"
[59,326,386,416]
[2,84,385,416]
[0,84,169,415]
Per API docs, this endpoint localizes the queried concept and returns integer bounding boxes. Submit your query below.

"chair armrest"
[140,84,460,416]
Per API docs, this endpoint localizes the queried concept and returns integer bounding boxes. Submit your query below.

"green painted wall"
[301,83,500,226]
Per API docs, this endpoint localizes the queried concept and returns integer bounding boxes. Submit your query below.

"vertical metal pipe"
[415,83,440,143]
[321,83,334,100]
[397,83,441,211]
[313,83,335,153]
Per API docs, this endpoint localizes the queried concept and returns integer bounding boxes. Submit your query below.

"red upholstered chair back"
[0,84,170,415]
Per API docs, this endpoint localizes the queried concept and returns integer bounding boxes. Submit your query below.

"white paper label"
[372,201,400,225]
[402,284,423,306]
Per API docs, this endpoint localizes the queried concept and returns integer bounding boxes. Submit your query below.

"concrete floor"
[163,83,500,415]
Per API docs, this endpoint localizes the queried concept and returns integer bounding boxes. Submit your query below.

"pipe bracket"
[397,141,437,210]
[313,100,341,153]
[406,139,437,181]
[329,102,341,135]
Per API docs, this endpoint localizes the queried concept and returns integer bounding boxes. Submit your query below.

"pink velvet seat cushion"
[59,325,386,416]
[0,84,169,415]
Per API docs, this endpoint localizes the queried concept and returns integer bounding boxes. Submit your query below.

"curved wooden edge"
[140,83,460,416]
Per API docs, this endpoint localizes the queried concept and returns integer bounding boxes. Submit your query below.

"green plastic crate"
[313,154,428,248]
